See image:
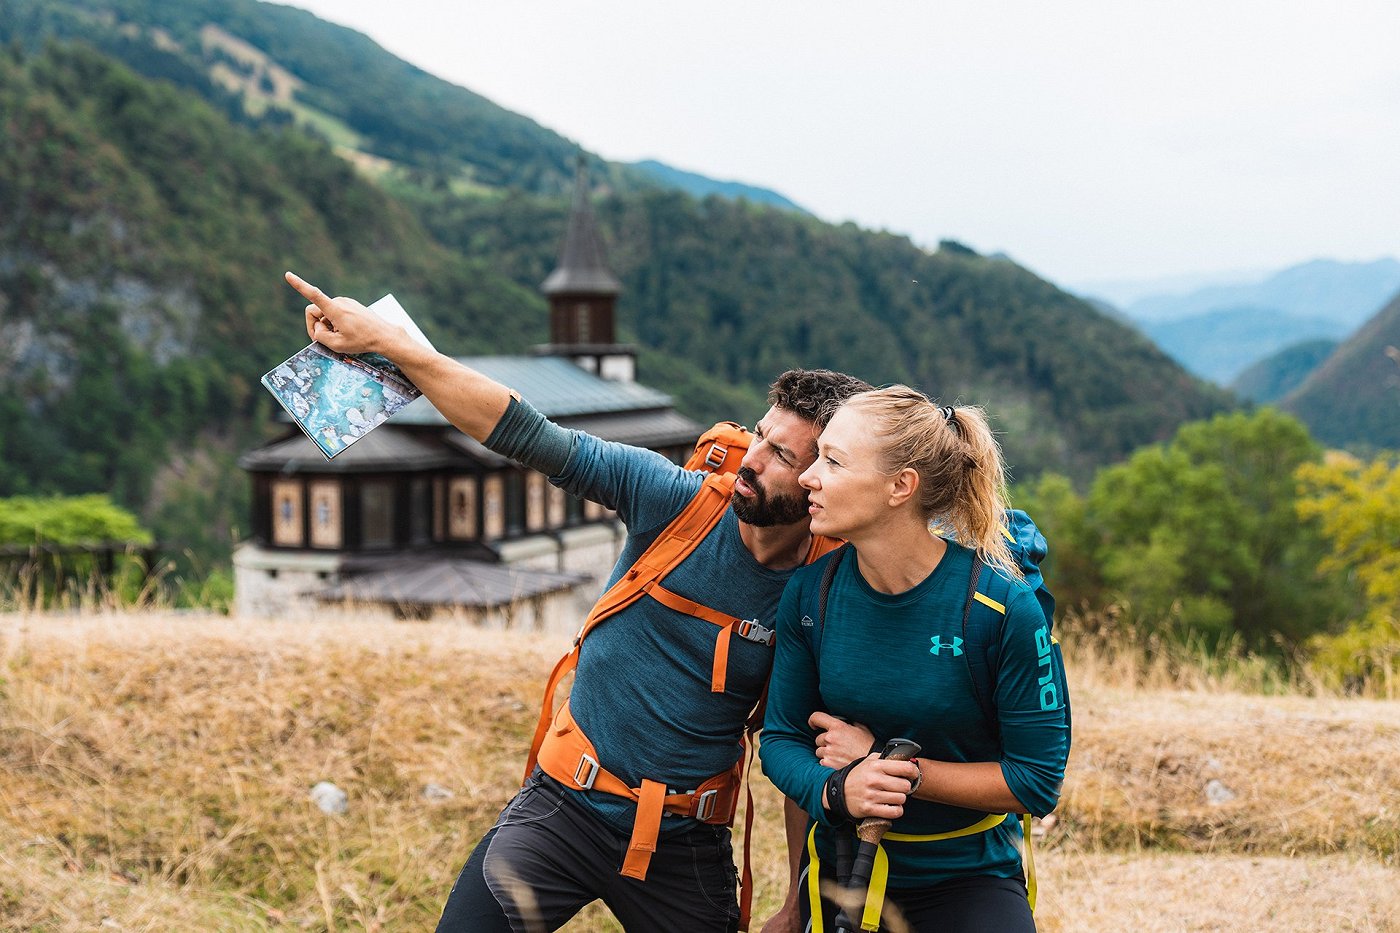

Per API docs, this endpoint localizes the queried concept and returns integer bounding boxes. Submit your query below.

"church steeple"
[541,158,622,302]
[536,157,635,382]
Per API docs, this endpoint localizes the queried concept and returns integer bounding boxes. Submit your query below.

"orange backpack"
[688,420,752,474]
[523,421,841,931]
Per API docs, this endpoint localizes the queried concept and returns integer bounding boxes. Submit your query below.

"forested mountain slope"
[0,44,545,556]
[1281,292,1400,450]
[0,34,1231,566]
[420,193,1233,478]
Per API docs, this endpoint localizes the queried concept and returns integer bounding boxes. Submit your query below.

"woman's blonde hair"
[841,386,1020,578]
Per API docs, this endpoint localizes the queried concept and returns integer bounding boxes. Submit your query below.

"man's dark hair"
[768,369,873,429]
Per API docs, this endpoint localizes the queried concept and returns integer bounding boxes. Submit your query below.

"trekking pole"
[833,738,921,933]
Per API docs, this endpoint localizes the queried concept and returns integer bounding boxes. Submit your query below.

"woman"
[759,387,1070,932]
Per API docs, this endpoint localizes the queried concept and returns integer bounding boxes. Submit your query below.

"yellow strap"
[971,591,1006,614]
[1023,813,1037,913]
[806,825,824,933]
[883,811,1008,842]
[808,813,1034,927]
[861,845,889,931]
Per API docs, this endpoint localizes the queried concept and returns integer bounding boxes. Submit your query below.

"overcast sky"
[282,0,1399,292]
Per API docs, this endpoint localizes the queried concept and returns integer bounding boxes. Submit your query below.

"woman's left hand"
[809,711,876,769]
[842,754,920,820]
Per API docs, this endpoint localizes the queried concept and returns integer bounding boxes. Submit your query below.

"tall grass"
[0,554,232,615]
[0,606,1396,930]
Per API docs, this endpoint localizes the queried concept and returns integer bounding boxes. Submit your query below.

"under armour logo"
[930,635,964,657]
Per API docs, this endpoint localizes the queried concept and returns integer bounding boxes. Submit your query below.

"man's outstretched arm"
[286,271,513,442]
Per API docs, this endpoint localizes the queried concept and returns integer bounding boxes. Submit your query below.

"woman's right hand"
[809,711,875,769]
[841,753,920,820]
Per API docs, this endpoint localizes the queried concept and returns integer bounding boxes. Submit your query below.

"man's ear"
[888,467,920,508]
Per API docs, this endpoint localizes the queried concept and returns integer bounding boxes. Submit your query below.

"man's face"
[731,406,821,527]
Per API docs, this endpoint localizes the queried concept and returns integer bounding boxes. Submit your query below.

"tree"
[1011,472,1101,614]
[0,494,152,546]
[1085,409,1334,649]
[1296,454,1400,692]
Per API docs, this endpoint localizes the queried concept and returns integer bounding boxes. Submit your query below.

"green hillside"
[0,43,546,558]
[1231,338,1338,404]
[0,0,620,195]
[1281,292,1400,450]
[0,21,1233,568]
[418,191,1232,478]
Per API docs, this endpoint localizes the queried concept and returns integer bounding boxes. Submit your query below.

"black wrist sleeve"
[823,760,858,825]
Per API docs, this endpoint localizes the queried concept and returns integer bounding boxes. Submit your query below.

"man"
[284,272,869,932]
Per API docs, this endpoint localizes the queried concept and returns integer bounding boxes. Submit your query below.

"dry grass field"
[1,610,1396,932]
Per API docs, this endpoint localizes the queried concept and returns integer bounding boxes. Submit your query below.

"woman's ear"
[887,466,920,508]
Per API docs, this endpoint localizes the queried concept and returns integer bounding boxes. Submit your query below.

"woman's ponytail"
[842,388,1020,579]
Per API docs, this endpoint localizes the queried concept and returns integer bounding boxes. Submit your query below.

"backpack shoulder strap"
[586,471,737,628]
[812,544,848,658]
[962,555,1011,730]
[523,471,736,783]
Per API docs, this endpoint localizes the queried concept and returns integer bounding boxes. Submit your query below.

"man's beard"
[730,466,809,527]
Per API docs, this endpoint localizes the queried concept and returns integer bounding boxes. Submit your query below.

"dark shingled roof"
[391,356,681,421]
[556,409,705,449]
[540,161,622,297]
[318,556,590,609]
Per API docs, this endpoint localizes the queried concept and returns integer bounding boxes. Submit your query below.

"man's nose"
[741,441,768,473]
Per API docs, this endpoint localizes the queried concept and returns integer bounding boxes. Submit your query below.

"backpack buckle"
[695,788,719,821]
[736,618,775,647]
[703,442,729,470]
[573,754,599,790]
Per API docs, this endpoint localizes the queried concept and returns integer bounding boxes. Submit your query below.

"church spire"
[541,157,621,297]
[535,156,635,382]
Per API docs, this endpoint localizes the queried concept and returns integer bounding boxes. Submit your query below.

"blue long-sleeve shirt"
[759,542,1071,888]
[488,398,799,835]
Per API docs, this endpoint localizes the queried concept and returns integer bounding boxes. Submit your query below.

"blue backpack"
[808,509,1057,729]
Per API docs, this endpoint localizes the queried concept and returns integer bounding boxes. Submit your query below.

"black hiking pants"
[435,770,741,933]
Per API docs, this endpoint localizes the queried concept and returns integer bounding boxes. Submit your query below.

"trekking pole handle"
[854,737,921,842]
[834,739,922,931]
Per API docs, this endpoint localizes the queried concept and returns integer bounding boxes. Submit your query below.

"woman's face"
[799,405,896,541]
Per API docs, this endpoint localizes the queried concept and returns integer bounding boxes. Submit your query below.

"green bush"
[0,494,152,546]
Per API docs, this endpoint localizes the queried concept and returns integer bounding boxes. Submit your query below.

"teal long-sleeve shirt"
[759,542,1071,888]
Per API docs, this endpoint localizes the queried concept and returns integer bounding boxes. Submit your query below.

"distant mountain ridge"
[1124,258,1400,327]
[1140,305,1348,384]
[1230,339,1340,404]
[1087,258,1400,386]
[1281,292,1400,450]
[627,160,808,214]
[0,0,804,210]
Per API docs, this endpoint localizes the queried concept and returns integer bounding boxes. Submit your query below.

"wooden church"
[234,167,702,626]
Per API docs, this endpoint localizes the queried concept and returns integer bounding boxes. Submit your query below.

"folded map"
[260,295,433,459]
